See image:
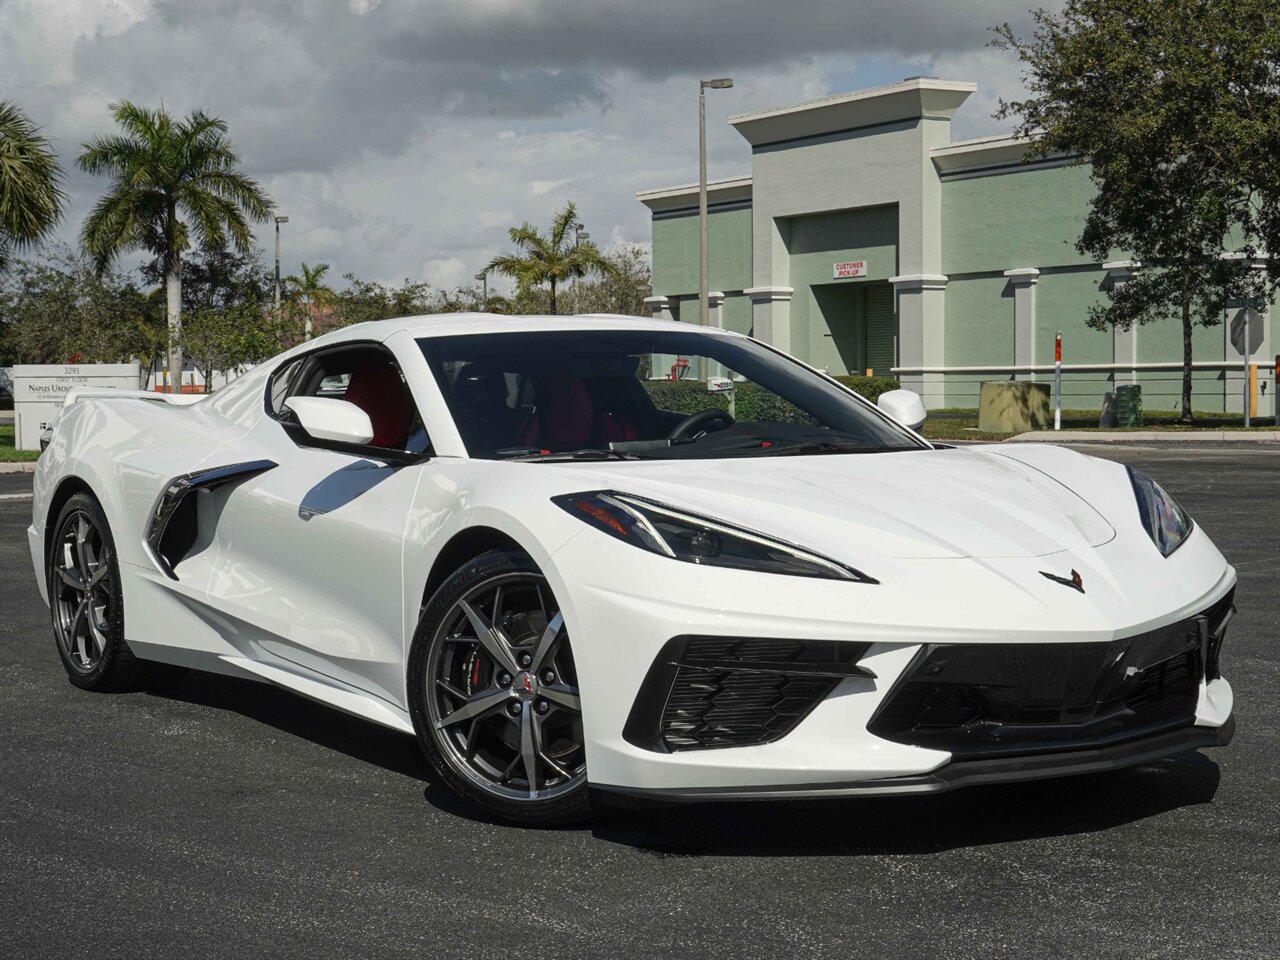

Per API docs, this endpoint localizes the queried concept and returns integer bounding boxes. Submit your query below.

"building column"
[1003,268,1040,381]
[707,291,726,330]
[642,295,673,323]
[745,286,794,352]
[1103,262,1141,387]
[889,274,948,406]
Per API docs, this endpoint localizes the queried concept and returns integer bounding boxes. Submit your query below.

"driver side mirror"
[284,397,375,446]
[877,389,927,432]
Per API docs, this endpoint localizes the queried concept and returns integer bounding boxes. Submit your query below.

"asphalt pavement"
[1,446,1277,959]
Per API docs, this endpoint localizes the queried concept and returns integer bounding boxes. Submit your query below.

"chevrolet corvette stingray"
[27,314,1236,824]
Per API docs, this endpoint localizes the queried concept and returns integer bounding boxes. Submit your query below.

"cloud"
[1,0,1054,289]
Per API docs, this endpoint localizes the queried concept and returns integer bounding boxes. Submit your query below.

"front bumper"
[546,518,1238,795]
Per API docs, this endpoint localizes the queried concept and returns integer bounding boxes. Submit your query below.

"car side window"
[266,344,429,455]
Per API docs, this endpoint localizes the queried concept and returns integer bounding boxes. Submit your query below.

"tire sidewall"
[407,549,591,826]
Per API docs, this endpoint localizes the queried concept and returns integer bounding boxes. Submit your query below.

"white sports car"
[27,315,1236,825]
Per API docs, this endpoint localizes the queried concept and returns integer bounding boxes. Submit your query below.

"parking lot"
[1,444,1277,960]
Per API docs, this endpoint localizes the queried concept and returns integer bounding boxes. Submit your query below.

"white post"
[1054,330,1062,431]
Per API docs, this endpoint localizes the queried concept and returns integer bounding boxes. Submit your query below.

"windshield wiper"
[504,447,648,462]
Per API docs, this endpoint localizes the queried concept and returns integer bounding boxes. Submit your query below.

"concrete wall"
[787,205,898,375]
[651,205,752,297]
[748,118,950,395]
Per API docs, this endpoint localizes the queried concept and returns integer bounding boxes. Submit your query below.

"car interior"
[271,345,430,455]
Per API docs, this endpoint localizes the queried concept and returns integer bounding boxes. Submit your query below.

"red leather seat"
[345,363,413,447]
[520,376,638,450]
[521,377,594,450]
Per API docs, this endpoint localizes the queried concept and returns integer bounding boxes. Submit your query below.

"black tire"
[47,491,165,691]
[408,550,591,826]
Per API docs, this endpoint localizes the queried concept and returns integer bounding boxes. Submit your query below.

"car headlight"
[1127,467,1194,557]
[553,491,876,582]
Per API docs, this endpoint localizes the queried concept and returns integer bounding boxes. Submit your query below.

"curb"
[0,462,37,473]
[1009,430,1280,443]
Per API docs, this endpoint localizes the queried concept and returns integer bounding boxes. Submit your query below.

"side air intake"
[145,460,276,579]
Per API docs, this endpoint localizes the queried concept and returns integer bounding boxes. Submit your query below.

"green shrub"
[832,375,900,405]
[641,374,901,423]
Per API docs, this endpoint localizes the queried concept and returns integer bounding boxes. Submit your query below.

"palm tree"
[485,201,616,314]
[285,261,333,340]
[78,102,272,391]
[0,101,67,271]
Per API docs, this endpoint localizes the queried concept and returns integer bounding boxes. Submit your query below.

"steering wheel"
[668,408,736,442]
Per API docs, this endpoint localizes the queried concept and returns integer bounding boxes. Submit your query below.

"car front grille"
[624,636,874,752]
[868,591,1235,760]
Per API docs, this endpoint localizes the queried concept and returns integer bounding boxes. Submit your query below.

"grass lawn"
[0,423,41,462]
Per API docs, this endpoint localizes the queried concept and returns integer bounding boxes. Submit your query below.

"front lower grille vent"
[623,636,874,753]
[866,600,1234,760]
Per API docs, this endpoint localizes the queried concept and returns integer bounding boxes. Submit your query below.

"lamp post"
[699,77,732,379]
[274,214,289,332]
[475,271,487,311]
[573,224,590,307]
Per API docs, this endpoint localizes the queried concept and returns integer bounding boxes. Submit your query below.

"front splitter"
[592,717,1234,803]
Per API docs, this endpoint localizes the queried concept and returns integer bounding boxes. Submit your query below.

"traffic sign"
[1230,309,1264,356]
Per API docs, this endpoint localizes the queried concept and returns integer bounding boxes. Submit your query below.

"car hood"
[562,447,1116,561]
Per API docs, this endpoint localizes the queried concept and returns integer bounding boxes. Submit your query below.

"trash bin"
[1115,384,1143,427]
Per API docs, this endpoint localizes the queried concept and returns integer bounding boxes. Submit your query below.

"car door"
[209,340,430,710]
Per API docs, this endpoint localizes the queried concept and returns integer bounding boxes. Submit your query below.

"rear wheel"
[47,492,146,691]
[408,550,589,825]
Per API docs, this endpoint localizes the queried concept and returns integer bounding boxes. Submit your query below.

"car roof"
[308,313,737,347]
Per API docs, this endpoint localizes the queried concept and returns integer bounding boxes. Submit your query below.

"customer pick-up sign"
[833,261,867,279]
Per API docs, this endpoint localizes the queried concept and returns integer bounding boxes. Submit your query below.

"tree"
[0,243,162,367]
[179,302,284,389]
[993,0,1280,421]
[140,241,271,314]
[329,273,433,331]
[78,102,273,392]
[0,101,67,272]
[284,261,334,340]
[485,201,617,314]
[557,244,652,316]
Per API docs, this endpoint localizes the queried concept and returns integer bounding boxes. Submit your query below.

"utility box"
[12,363,141,450]
[1115,384,1143,427]
[977,381,1052,433]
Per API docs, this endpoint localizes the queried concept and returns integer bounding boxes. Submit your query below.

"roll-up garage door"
[863,283,896,376]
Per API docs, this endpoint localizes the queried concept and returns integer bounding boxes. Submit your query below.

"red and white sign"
[833,261,867,279]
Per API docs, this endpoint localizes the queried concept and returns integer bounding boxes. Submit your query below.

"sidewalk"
[1010,429,1280,443]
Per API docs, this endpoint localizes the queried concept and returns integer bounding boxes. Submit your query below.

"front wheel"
[408,550,590,825]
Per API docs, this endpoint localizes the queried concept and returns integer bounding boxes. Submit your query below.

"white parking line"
[0,492,33,501]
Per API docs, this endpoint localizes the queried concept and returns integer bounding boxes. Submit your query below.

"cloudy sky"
[0,0,1054,292]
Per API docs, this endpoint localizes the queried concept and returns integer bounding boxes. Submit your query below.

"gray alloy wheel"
[47,492,150,691]
[52,506,117,673]
[410,551,590,823]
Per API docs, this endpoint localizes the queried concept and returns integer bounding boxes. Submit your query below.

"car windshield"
[418,329,926,460]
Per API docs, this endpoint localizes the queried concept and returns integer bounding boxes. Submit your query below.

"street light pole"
[573,224,590,309]
[699,77,732,379]
[475,271,487,311]
[274,214,289,331]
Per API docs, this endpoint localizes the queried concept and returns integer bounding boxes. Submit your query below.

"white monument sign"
[12,363,141,451]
